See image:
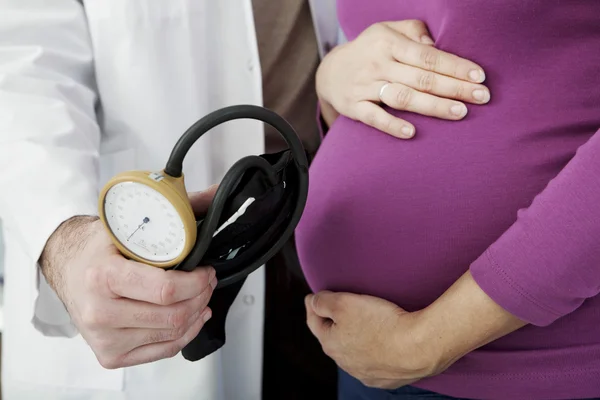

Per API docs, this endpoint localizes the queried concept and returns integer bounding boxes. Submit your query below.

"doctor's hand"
[40,187,219,369]
[317,20,490,139]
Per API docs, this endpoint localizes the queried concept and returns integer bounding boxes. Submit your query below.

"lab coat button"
[243,295,255,305]
[247,59,254,71]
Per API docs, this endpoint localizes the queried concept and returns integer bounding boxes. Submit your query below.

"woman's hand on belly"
[317,20,490,139]
[304,272,527,390]
[305,290,437,390]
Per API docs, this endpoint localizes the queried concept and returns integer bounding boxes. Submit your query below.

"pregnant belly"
[294,111,586,311]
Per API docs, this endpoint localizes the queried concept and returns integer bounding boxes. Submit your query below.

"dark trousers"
[338,368,600,400]
[338,369,465,400]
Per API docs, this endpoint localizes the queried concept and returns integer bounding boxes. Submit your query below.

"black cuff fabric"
[181,277,246,361]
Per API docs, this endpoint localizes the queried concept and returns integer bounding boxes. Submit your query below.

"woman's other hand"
[317,20,490,139]
[305,291,437,390]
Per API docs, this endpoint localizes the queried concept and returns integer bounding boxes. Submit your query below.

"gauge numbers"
[103,181,186,263]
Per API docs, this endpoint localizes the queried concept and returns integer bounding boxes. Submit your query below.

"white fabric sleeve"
[0,0,101,336]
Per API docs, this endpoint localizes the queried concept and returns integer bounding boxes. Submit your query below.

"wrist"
[40,215,99,297]
[394,309,447,379]
[405,308,451,377]
[405,272,528,377]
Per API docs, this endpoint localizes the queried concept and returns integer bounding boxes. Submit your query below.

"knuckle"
[93,336,114,353]
[84,267,105,291]
[378,117,394,134]
[417,72,435,93]
[97,354,121,370]
[163,344,182,359]
[192,289,213,311]
[370,31,393,54]
[81,311,100,328]
[103,257,124,290]
[389,39,405,62]
[159,278,177,305]
[172,325,187,340]
[406,19,425,31]
[432,98,448,116]
[312,293,323,311]
[420,48,441,71]
[167,307,189,329]
[330,297,345,315]
[191,269,211,291]
[198,287,214,307]
[362,379,377,388]
[394,87,413,109]
[321,342,336,358]
[332,294,352,315]
[451,61,462,80]
[107,253,126,267]
[454,83,466,99]
[81,305,108,328]
[366,22,387,36]
[124,268,143,287]
[88,334,117,359]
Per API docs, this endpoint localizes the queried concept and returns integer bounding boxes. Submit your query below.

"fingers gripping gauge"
[98,105,309,289]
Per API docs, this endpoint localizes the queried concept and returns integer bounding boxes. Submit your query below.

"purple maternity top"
[294,1,600,398]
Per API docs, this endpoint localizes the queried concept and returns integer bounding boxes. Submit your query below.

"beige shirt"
[252,0,320,154]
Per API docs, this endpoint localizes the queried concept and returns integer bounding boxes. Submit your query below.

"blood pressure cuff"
[181,277,246,361]
[200,151,296,272]
[180,149,304,361]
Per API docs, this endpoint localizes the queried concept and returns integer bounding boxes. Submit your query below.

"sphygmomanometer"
[98,105,308,360]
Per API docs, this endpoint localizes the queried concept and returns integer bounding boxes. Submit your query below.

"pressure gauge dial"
[99,171,197,268]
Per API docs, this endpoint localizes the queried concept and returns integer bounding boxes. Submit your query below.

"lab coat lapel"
[308,0,340,58]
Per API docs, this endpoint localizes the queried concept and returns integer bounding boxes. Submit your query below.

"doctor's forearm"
[413,271,527,374]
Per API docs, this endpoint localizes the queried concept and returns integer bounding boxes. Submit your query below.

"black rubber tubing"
[165,105,309,288]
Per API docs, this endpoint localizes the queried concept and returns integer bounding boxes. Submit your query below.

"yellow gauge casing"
[98,170,197,268]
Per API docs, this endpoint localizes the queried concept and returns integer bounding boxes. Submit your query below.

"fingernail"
[472,89,490,103]
[202,309,212,323]
[469,69,485,83]
[309,294,317,309]
[401,125,415,138]
[450,103,468,117]
[420,35,435,45]
[210,277,218,290]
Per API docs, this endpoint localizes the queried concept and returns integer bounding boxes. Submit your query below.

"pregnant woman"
[295,1,600,399]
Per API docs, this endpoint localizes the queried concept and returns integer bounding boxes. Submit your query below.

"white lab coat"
[0,1,339,399]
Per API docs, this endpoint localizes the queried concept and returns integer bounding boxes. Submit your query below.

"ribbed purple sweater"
[294,1,600,399]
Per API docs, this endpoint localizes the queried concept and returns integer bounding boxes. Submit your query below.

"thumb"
[307,291,344,320]
[188,184,219,216]
[384,20,434,45]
